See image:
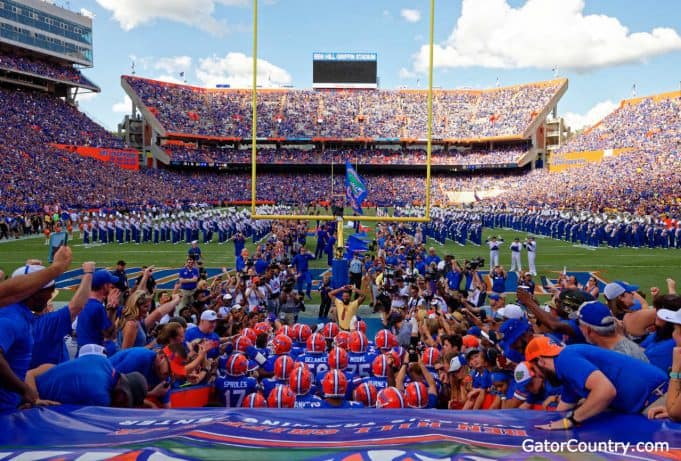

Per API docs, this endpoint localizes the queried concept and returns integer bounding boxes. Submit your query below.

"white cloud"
[399,67,416,79]
[196,52,292,88]
[400,8,421,23]
[77,92,98,102]
[153,56,192,75]
[79,8,95,19]
[96,0,247,35]
[112,95,133,114]
[563,100,618,131]
[412,0,681,72]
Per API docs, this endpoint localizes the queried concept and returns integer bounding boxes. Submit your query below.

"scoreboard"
[312,52,377,89]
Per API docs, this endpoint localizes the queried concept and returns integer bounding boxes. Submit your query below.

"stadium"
[0,0,680,459]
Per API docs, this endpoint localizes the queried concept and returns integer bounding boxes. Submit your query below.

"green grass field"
[1,225,678,303]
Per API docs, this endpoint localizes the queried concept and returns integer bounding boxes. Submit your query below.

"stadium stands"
[0,51,98,89]
[123,76,566,140]
[164,145,526,167]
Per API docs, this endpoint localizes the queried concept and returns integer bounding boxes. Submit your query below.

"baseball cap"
[488,293,503,301]
[200,310,218,321]
[118,371,148,407]
[222,293,233,301]
[448,355,467,373]
[462,334,480,350]
[513,361,535,385]
[497,304,525,320]
[658,309,681,325]
[498,319,531,349]
[603,281,639,300]
[11,264,55,289]
[524,336,564,362]
[577,301,616,330]
[467,326,482,337]
[231,304,243,311]
[92,270,120,290]
[78,344,106,357]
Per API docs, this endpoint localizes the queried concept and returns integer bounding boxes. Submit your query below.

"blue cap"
[92,270,120,290]
[498,319,531,362]
[488,293,501,301]
[467,326,482,337]
[577,301,616,329]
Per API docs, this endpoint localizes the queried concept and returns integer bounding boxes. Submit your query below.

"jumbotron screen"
[313,52,377,87]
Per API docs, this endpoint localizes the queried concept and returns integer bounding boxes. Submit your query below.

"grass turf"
[0,225,678,303]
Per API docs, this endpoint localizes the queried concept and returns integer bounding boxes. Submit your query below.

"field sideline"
[1,224,678,304]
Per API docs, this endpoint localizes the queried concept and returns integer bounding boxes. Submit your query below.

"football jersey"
[298,352,330,377]
[262,377,288,398]
[215,375,258,408]
[295,393,324,409]
[318,399,364,409]
[347,351,377,378]
[355,375,389,392]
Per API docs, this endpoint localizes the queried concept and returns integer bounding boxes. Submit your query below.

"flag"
[345,160,368,215]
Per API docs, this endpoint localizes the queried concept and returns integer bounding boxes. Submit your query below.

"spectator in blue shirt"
[526,336,667,430]
[177,258,199,313]
[184,310,222,359]
[188,241,202,262]
[31,261,95,369]
[0,263,63,411]
[76,270,120,353]
[25,353,148,407]
[0,245,71,308]
[291,246,314,299]
[109,347,171,407]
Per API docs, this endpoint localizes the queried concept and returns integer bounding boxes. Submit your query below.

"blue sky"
[70,0,681,131]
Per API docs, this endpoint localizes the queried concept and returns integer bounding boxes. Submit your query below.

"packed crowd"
[166,145,526,166]
[0,52,97,88]
[1,221,680,423]
[556,96,679,154]
[124,76,563,139]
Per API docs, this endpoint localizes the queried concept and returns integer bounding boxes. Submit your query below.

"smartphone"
[408,349,419,363]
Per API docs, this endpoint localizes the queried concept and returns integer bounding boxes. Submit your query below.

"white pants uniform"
[510,250,522,272]
[487,241,500,269]
[526,241,537,275]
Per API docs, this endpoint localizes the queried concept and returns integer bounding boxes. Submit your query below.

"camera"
[465,257,485,271]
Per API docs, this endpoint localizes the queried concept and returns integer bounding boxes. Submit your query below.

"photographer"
[279,280,303,325]
[245,276,268,313]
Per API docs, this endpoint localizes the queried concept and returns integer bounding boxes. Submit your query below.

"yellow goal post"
[249,0,436,242]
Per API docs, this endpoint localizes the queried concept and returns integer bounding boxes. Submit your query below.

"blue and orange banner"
[1,407,679,460]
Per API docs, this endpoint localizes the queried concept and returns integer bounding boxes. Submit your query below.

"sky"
[66,0,681,132]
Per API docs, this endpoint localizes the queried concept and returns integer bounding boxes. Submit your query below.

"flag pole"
[250,0,258,216]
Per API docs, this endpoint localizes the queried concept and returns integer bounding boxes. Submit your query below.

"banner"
[1,407,679,460]
[345,160,368,215]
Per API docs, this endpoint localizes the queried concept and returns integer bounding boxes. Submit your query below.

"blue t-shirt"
[559,319,587,345]
[554,344,667,412]
[642,333,674,372]
[291,253,314,273]
[491,275,506,294]
[179,267,199,290]
[31,306,72,369]
[471,368,492,390]
[117,321,148,349]
[262,377,287,398]
[215,375,258,407]
[76,298,112,349]
[0,303,34,411]
[184,327,220,359]
[109,347,159,388]
[36,355,116,406]
[446,271,462,291]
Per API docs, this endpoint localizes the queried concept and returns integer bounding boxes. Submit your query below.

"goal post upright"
[249,0,436,249]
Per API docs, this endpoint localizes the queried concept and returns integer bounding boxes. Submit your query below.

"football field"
[1,225,677,304]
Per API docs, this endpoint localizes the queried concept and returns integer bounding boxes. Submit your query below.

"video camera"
[465,257,485,271]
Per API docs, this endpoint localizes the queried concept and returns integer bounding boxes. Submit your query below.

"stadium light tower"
[249,0,436,249]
